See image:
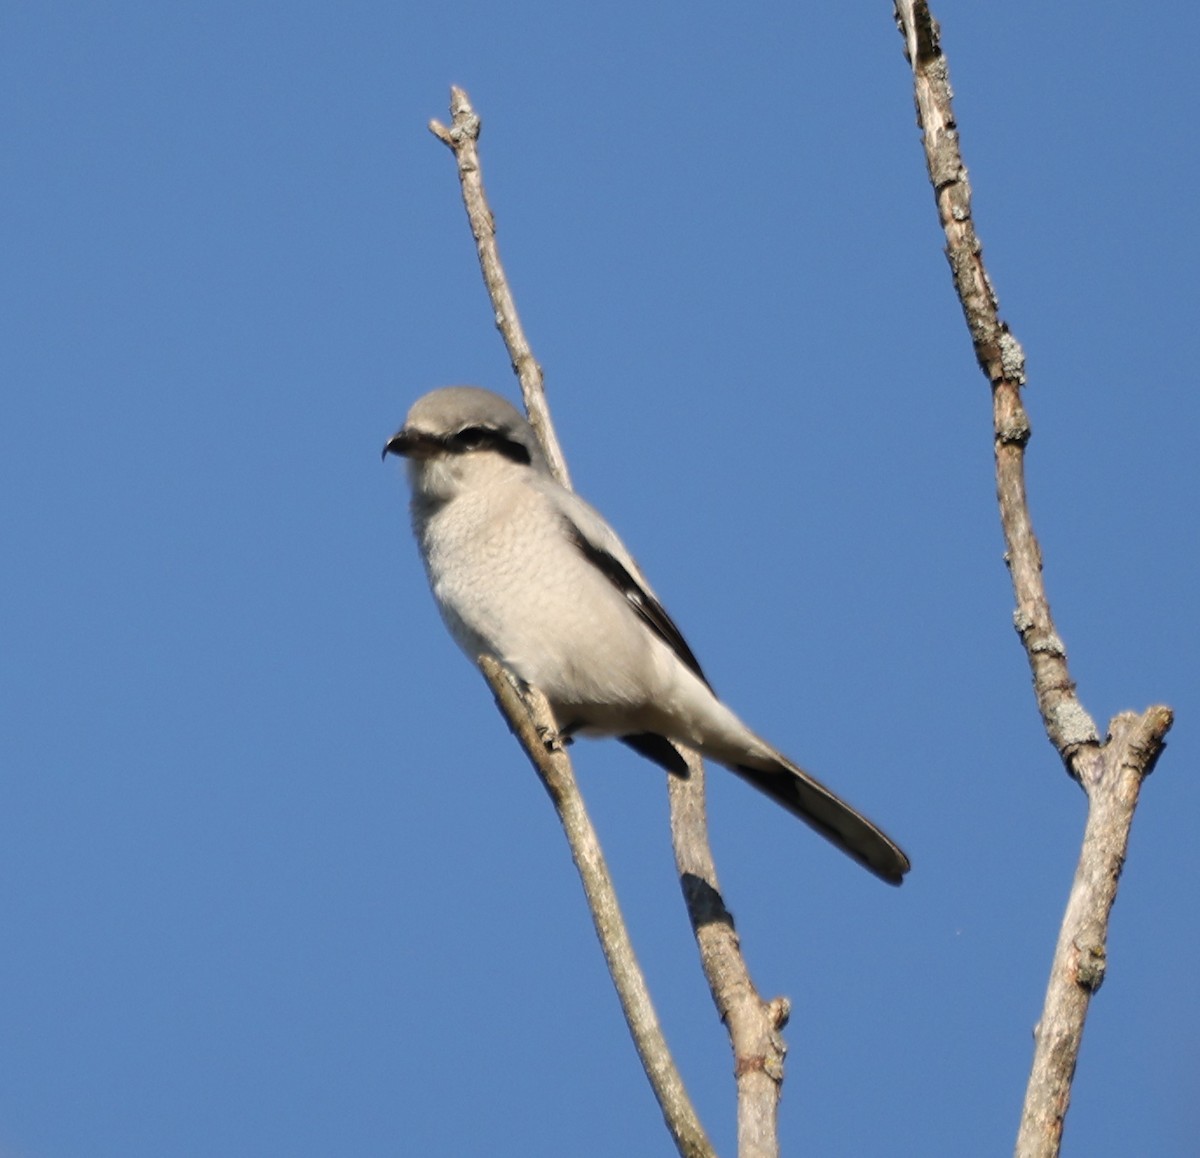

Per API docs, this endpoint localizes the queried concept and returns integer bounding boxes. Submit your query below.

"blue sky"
[3,2,1197,1155]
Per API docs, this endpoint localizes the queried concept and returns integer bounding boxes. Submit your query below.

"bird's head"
[383,386,549,505]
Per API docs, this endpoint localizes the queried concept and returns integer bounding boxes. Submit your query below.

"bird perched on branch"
[384,386,910,885]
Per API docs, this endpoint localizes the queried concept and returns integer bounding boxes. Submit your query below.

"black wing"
[566,520,712,690]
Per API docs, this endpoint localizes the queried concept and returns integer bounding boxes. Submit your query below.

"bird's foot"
[536,724,571,754]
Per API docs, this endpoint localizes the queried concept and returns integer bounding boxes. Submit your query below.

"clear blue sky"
[3,3,1197,1155]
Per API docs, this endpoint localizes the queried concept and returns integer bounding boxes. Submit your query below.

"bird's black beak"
[383,428,445,462]
[382,430,414,462]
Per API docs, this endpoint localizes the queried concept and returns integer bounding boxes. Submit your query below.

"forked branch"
[892,4,1173,1155]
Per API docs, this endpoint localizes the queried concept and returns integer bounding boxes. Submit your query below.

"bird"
[383,386,910,885]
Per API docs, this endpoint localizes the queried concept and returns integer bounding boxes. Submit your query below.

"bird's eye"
[449,425,532,465]
[454,426,493,449]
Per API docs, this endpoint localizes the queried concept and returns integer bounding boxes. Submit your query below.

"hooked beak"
[382,429,438,462]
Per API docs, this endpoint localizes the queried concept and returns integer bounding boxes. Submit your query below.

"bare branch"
[480,659,716,1158]
[433,86,726,1157]
[1017,707,1172,1156]
[430,86,572,487]
[432,83,796,1155]
[892,4,1174,1155]
[669,750,788,1158]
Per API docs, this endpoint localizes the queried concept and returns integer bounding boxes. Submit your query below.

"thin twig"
[669,750,788,1158]
[892,5,1174,1156]
[432,87,721,1157]
[480,659,715,1158]
[430,87,571,487]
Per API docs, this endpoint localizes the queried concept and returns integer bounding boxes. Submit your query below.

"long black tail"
[734,758,910,885]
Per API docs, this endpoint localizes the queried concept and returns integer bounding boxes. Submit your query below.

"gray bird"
[384,386,910,885]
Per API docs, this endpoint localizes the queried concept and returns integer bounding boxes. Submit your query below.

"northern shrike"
[384,386,910,884]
